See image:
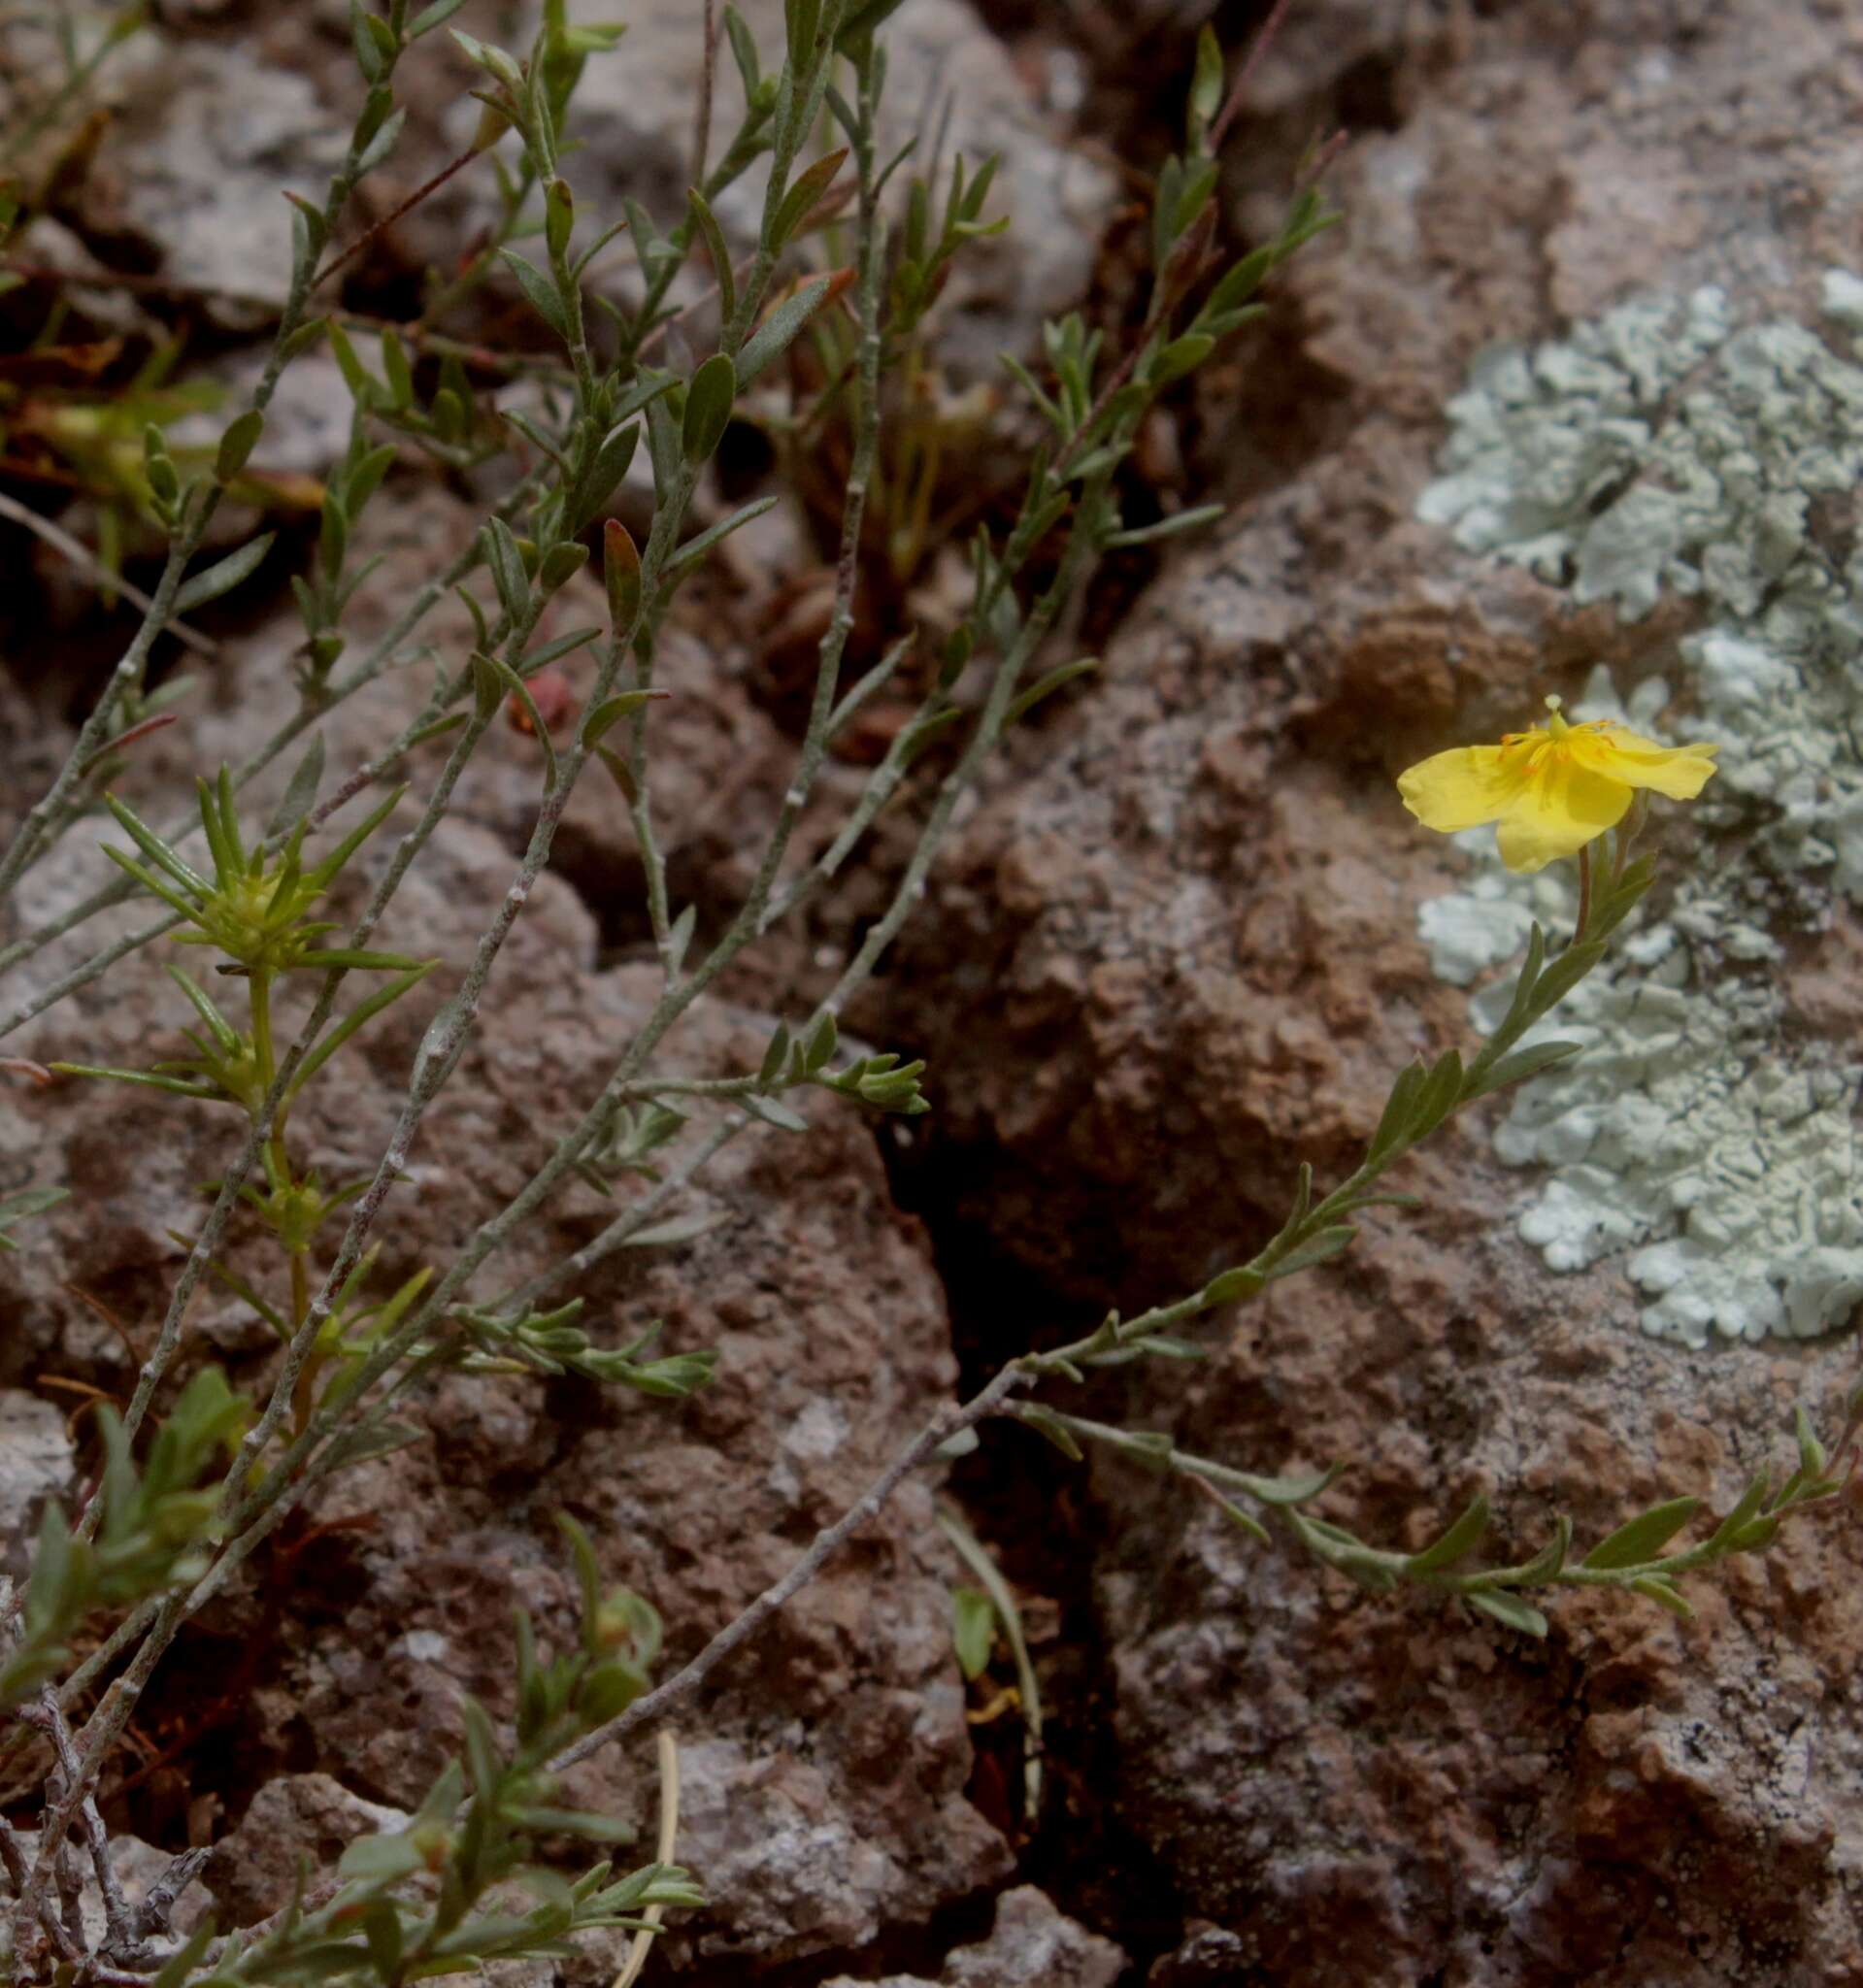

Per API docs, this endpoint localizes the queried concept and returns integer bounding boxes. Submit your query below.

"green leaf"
[408,0,470,36]
[1581,1497,1702,1571]
[355,104,407,179]
[723,5,760,94]
[483,647,549,768]
[666,902,697,977]
[1103,504,1226,549]
[1149,333,1214,387]
[803,1011,837,1072]
[582,690,665,745]
[165,966,241,1054]
[295,947,430,972]
[216,409,266,483]
[174,533,277,614]
[1263,1223,1356,1281]
[484,517,532,622]
[738,273,838,385]
[294,965,437,1091]
[304,781,405,889]
[835,0,909,49]
[538,540,589,594]
[1408,1047,1464,1143]
[99,845,203,923]
[1187,21,1223,143]
[686,187,737,327]
[268,734,326,841]
[1405,1494,1489,1576]
[361,1901,403,1979]
[1214,1497,1271,1545]
[1464,1039,1582,1102]
[1005,656,1096,727]
[784,0,822,71]
[771,147,848,250]
[1794,1404,1828,1480]
[951,1586,996,1679]
[336,1831,424,1884]
[621,1210,728,1249]
[740,1093,809,1133]
[1017,1405,1083,1463]
[1467,1591,1547,1637]
[500,248,572,340]
[1630,1574,1696,1620]
[1200,1265,1265,1307]
[1527,939,1607,1020]
[1704,1474,1771,1554]
[343,443,398,520]
[1207,243,1277,316]
[325,318,382,405]
[406,711,469,748]
[1509,1514,1572,1585]
[1223,1462,1345,1507]
[682,351,737,462]
[665,496,779,580]
[1367,1058,1427,1163]
[104,793,212,896]
[570,420,641,530]
[604,517,642,629]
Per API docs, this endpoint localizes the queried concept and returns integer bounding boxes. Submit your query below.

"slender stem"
[692,0,719,188]
[0,463,542,996]
[314,146,481,288]
[0,489,219,658]
[0,119,368,909]
[549,1362,1030,1773]
[1575,841,1593,944]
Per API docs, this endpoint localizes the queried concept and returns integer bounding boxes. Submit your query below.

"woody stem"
[1575,843,1593,943]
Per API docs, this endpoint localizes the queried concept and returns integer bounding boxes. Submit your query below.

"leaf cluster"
[449,1301,716,1400]
[3,1370,246,1708]
[166,1518,700,1985]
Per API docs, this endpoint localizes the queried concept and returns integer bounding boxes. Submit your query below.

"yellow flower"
[1398,697,1718,874]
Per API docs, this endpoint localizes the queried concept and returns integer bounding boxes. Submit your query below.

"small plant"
[0,4,1849,1982]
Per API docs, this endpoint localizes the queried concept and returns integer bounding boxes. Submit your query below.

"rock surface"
[821,1884,1127,1988]
[0,1392,75,1583]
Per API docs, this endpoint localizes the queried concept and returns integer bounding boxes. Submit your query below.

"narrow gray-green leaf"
[1263,1223,1356,1282]
[951,1587,996,1680]
[500,248,572,340]
[666,496,779,578]
[1465,1039,1582,1102]
[682,351,737,462]
[267,734,326,840]
[1581,1496,1702,1572]
[738,273,837,385]
[174,532,277,613]
[685,186,737,326]
[1467,1591,1547,1637]
[621,1209,729,1249]
[1405,1494,1489,1576]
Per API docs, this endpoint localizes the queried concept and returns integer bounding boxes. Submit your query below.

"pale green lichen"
[1417,284,1863,1347]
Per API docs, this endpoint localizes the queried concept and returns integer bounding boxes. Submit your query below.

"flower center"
[1494,700,1616,776]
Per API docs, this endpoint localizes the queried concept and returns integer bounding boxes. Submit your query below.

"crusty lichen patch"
[1416,282,1863,1347]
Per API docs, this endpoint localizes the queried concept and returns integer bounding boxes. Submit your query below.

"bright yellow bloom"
[1398,697,1718,874]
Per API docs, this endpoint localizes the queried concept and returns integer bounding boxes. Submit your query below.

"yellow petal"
[1493,762,1631,873]
[1397,746,1521,833]
[1571,724,1719,799]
